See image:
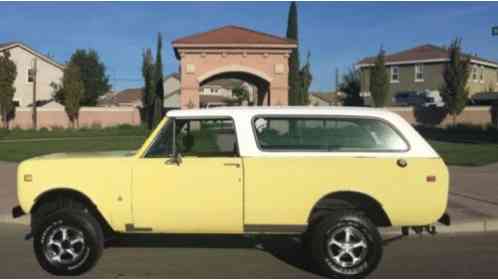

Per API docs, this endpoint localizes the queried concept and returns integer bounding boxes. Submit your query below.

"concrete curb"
[0,214,29,226]
[381,218,498,236]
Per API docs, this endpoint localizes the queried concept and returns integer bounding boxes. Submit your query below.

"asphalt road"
[1,223,498,278]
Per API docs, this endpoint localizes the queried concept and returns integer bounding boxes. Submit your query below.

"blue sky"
[1,1,497,92]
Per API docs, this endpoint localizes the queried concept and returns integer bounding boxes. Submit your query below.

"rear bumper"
[12,206,26,219]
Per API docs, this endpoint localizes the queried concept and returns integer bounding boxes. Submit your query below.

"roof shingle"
[357,44,498,67]
[172,25,297,46]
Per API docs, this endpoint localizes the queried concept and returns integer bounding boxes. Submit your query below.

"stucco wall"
[390,106,492,127]
[9,107,141,129]
[178,49,290,108]
[468,64,498,94]
[360,63,498,98]
[6,46,63,107]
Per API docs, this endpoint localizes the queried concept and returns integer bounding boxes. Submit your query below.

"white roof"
[167,106,398,118]
[166,106,438,158]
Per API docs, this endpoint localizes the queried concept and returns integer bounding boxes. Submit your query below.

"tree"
[152,33,164,128]
[232,86,250,105]
[440,38,470,125]
[340,68,364,106]
[369,48,390,107]
[68,49,111,106]
[298,51,312,105]
[286,1,301,106]
[0,51,17,128]
[141,48,155,129]
[53,63,84,128]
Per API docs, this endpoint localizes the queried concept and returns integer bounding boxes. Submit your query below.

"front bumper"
[12,205,26,219]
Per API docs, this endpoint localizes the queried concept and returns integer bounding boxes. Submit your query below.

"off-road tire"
[309,210,382,278]
[33,203,104,276]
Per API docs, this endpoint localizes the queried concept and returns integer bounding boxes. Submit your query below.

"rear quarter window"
[252,116,409,152]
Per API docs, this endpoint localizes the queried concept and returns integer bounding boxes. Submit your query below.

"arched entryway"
[172,25,297,108]
[199,71,270,107]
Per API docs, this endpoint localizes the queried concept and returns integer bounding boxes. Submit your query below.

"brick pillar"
[269,85,288,106]
[181,85,200,109]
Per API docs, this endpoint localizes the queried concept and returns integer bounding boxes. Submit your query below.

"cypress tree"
[141,48,155,129]
[286,1,301,105]
[299,51,312,105]
[441,38,470,125]
[152,33,164,128]
[0,50,17,128]
[370,48,390,107]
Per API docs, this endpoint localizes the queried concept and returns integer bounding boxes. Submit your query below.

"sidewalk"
[2,161,498,233]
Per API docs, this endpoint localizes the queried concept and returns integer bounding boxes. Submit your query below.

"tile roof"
[0,42,17,49]
[172,25,297,46]
[0,41,64,69]
[114,88,143,104]
[310,91,342,104]
[357,44,498,67]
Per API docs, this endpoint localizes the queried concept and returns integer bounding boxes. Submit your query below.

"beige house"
[357,44,498,102]
[0,42,64,107]
[309,91,344,106]
[108,66,262,110]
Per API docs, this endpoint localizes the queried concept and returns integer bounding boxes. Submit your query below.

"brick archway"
[172,26,297,108]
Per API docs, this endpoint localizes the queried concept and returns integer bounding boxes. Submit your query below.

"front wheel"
[309,211,382,278]
[33,210,104,276]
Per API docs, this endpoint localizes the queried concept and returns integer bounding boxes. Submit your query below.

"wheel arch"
[30,188,114,235]
[308,191,391,227]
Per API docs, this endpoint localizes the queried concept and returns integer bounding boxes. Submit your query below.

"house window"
[415,64,424,82]
[472,65,478,82]
[479,66,484,83]
[27,68,35,83]
[390,66,400,83]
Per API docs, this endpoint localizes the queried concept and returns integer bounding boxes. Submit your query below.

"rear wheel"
[33,203,104,276]
[309,210,382,278]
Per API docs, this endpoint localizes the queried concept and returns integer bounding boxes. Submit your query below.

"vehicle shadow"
[106,233,402,277]
[106,233,321,276]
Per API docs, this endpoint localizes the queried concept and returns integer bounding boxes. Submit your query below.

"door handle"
[224,163,240,168]
[397,158,407,168]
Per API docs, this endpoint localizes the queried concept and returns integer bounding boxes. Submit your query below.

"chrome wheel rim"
[43,225,86,265]
[326,226,368,268]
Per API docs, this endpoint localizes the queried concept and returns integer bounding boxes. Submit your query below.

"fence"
[389,106,494,127]
[9,107,141,129]
[4,106,496,129]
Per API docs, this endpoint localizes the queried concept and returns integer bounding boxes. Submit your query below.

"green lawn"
[429,141,498,166]
[0,135,497,166]
[0,136,146,162]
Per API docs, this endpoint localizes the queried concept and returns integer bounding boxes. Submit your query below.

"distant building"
[309,91,344,106]
[357,44,498,104]
[109,72,258,109]
[0,42,64,107]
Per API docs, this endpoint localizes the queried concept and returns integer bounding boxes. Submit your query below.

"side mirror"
[166,152,182,166]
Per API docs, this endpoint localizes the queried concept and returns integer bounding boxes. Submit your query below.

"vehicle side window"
[145,119,175,158]
[253,117,408,152]
[176,118,238,157]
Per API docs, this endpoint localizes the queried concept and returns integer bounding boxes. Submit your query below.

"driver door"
[131,118,243,234]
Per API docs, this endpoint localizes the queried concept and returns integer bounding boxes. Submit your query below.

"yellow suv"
[13,107,449,277]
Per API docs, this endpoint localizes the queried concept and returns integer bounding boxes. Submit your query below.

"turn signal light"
[24,174,32,182]
[426,175,436,183]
